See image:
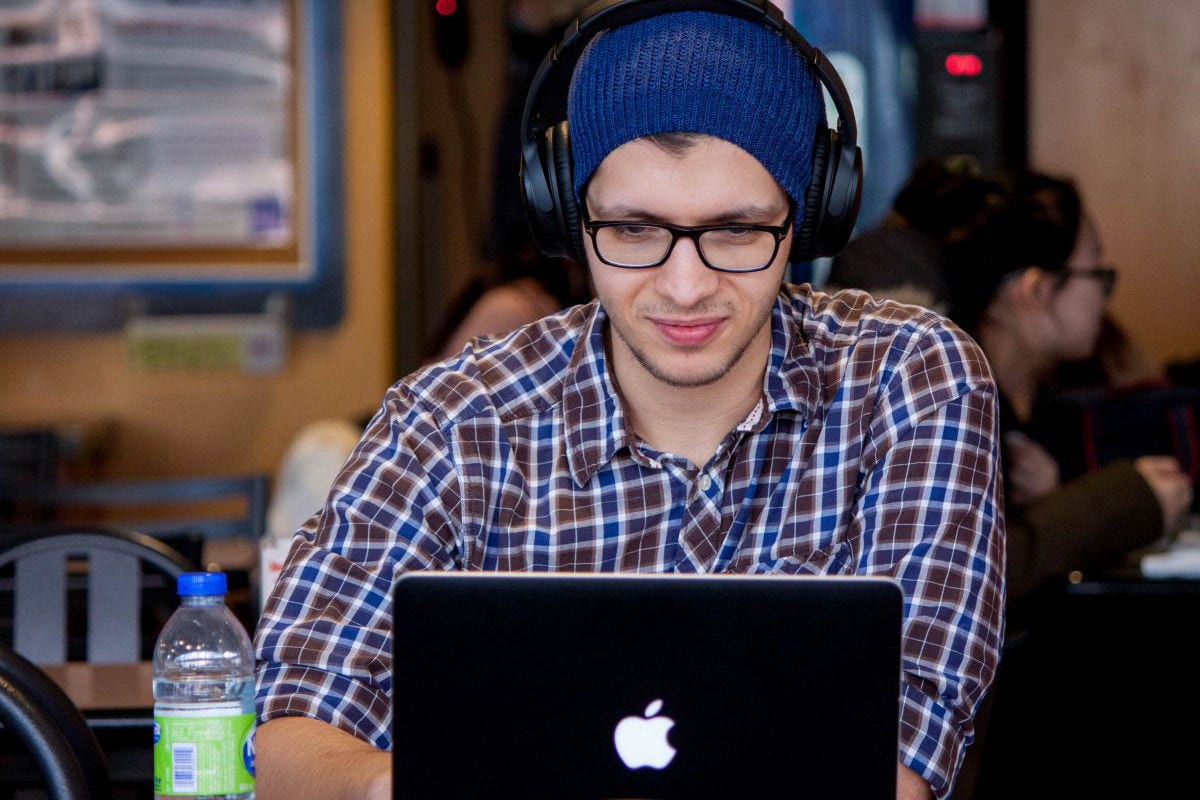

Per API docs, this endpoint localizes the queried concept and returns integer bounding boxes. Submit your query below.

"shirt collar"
[763,289,821,420]
[562,291,822,485]
[563,302,633,486]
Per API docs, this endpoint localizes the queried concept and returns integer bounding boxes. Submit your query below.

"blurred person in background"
[926,166,1193,800]
[832,158,1167,394]
[938,169,1192,601]
[422,1,591,364]
[834,158,1191,601]
[826,156,1002,312]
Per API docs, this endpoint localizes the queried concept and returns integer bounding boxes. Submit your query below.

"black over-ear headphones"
[519,0,863,266]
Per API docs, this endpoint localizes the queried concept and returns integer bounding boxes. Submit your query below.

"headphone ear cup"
[548,122,586,264]
[521,131,568,259]
[791,128,863,263]
[792,130,831,263]
[815,133,862,258]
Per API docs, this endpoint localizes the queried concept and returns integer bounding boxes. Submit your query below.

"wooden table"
[42,661,154,712]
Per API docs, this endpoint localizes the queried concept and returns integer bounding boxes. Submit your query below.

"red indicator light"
[436,0,458,16]
[945,52,983,77]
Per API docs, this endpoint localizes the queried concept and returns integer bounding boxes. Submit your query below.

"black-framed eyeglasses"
[581,203,795,273]
[1063,266,1118,297]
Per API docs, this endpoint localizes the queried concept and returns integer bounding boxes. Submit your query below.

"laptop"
[392,572,902,800]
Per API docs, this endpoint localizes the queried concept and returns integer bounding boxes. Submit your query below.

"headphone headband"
[520,0,863,263]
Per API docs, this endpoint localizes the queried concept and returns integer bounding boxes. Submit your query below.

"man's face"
[583,135,791,391]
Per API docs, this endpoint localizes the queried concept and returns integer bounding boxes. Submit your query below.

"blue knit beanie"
[567,10,826,231]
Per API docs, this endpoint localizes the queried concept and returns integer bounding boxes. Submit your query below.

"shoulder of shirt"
[786,283,974,353]
[389,302,595,429]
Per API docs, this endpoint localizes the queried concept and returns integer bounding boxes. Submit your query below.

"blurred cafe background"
[0,1,1198,798]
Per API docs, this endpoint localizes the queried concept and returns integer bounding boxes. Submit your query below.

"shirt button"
[698,474,712,492]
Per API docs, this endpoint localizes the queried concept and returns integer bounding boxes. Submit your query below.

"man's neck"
[611,340,769,470]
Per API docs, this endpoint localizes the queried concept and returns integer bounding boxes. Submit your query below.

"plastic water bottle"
[153,572,256,799]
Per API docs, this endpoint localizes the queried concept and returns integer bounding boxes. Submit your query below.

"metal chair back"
[0,529,193,664]
[14,474,270,541]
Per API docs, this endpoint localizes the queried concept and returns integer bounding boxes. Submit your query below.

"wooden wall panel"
[1030,0,1200,364]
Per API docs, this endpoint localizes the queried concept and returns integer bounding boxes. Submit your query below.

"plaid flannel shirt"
[255,285,1005,798]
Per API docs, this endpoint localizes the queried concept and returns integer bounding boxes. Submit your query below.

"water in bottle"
[153,572,256,799]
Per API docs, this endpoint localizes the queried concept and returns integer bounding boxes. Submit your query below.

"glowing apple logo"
[613,699,677,770]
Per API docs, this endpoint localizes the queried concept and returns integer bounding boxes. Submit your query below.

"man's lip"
[650,317,725,345]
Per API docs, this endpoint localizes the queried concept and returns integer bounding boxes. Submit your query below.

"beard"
[608,299,774,388]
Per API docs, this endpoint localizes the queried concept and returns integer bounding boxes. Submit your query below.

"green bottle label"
[153,702,256,796]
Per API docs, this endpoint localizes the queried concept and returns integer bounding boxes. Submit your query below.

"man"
[255,8,1005,800]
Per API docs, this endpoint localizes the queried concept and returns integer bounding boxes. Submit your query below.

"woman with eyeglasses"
[831,159,1191,607]
[935,169,1193,800]
[939,171,1192,601]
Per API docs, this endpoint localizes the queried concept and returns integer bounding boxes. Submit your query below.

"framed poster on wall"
[0,0,343,330]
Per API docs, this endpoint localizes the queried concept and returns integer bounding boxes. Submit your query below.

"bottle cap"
[177,571,227,596]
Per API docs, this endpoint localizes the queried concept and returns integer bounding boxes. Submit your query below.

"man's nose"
[653,236,719,307]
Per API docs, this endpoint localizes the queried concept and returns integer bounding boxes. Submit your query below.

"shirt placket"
[669,439,742,573]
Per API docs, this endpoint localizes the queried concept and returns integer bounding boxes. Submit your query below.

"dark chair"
[0,428,60,483]
[0,428,61,523]
[0,643,112,799]
[0,472,267,595]
[5,474,269,542]
[0,474,268,650]
[0,529,193,664]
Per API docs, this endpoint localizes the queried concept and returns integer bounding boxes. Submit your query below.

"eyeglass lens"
[1087,267,1118,295]
[593,224,779,271]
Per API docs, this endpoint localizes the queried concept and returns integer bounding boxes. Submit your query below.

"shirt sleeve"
[254,382,464,750]
[853,320,1006,799]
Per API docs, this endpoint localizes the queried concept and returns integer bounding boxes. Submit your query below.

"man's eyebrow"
[587,201,789,224]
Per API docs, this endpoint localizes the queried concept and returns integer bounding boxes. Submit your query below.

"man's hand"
[1134,455,1194,534]
[257,716,391,800]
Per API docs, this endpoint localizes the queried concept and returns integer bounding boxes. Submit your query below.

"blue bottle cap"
[177,571,227,596]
